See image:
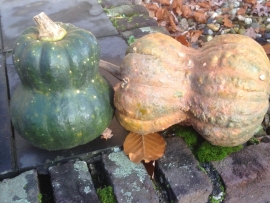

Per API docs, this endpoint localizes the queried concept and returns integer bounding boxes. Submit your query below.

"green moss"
[196,141,243,163]
[38,193,42,203]
[127,35,136,45]
[247,136,260,145]
[171,125,243,162]
[172,125,199,148]
[97,186,117,203]
[197,164,207,174]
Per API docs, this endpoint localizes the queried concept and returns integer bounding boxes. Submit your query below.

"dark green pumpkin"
[10,22,114,150]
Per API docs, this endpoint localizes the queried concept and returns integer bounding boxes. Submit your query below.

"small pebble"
[251,22,260,29]
[244,18,252,25]
[229,8,238,20]
[266,18,270,23]
[233,26,239,33]
[260,136,270,143]
[179,18,189,30]
[187,18,195,26]
[238,28,246,35]
[256,37,267,44]
[233,1,240,8]
[221,29,231,35]
[211,12,218,19]
[230,28,236,34]
[203,27,214,35]
[266,24,270,31]
[207,23,220,31]
[206,35,213,41]
[264,32,270,39]
[237,15,245,21]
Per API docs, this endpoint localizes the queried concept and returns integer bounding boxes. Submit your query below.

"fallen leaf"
[265,2,270,7]
[156,8,165,21]
[175,35,190,46]
[251,3,269,16]
[123,132,167,163]
[143,160,155,179]
[181,5,193,18]
[244,0,257,5]
[171,0,182,9]
[237,5,248,15]
[198,2,212,10]
[244,27,257,38]
[193,11,207,23]
[222,15,234,28]
[174,6,182,16]
[189,30,203,43]
[101,128,113,140]
[262,44,270,54]
[158,0,170,6]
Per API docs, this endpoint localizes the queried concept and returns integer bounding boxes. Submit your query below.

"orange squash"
[113,33,270,146]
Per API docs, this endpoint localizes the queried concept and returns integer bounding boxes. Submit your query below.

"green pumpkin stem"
[33,12,67,41]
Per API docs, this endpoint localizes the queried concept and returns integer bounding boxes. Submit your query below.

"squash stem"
[33,12,67,41]
[99,60,122,81]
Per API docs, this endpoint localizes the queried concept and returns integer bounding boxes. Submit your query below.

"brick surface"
[49,161,99,203]
[0,170,40,203]
[212,143,270,203]
[157,137,213,203]
[102,151,159,203]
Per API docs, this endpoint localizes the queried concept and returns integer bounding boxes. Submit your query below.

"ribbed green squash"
[10,20,114,150]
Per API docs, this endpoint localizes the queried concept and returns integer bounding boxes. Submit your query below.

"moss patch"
[171,125,243,162]
[97,186,117,203]
[196,141,243,163]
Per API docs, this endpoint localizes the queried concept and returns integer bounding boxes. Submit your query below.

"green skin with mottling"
[10,23,114,150]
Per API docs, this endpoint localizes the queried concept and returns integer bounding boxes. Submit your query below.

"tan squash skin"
[114,33,270,146]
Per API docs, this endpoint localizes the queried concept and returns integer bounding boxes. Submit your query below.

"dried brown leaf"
[262,44,270,55]
[101,128,113,140]
[181,5,193,18]
[143,160,155,179]
[171,0,183,9]
[193,11,207,23]
[158,0,170,6]
[175,35,190,46]
[222,15,234,28]
[145,3,159,11]
[237,5,248,15]
[189,30,203,43]
[266,2,270,7]
[123,132,166,163]
[198,1,211,10]
[174,6,182,16]
[156,8,165,20]
[244,0,257,5]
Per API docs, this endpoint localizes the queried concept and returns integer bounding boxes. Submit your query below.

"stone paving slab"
[0,0,118,51]
[112,14,158,32]
[0,14,2,54]
[49,161,99,203]
[0,169,40,203]
[99,0,133,9]
[157,137,213,203]
[4,34,128,172]
[102,151,159,203]
[212,142,270,203]
[121,26,170,41]
[0,54,14,177]
[104,4,149,17]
